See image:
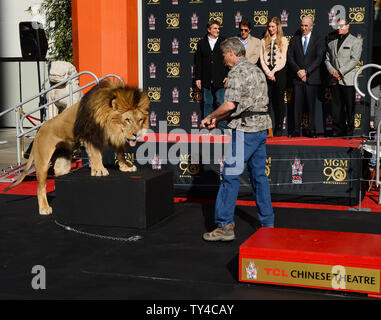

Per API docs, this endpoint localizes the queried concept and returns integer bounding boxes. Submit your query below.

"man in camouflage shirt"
[201,37,274,241]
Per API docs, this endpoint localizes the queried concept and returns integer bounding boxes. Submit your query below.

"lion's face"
[119,109,149,147]
[108,90,149,147]
[74,81,150,150]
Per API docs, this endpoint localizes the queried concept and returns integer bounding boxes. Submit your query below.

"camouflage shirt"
[225,57,272,132]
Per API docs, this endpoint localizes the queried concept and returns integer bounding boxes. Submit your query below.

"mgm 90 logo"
[329,6,365,27]
[115,152,135,167]
[189,37,202,53]
[349,7,365,24]
[167,111,180,126]
[265,157,271,180]
[253,10,268,26]
[189,88,203,102]
[355,60,364,77]
[167,62,180,78]
[300,9,316,22]
[148,87,161,102]
[166,13,180,29]
[323,159,348,184]
[179,154,200,178]
[354,113,362,129]
[147,38,161,53]
[209,12,223,25]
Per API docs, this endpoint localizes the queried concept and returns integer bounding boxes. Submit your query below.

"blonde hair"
[263,17,284,53]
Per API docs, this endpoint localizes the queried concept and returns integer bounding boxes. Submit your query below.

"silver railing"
[354,63,381,204]
[0,71,124,166]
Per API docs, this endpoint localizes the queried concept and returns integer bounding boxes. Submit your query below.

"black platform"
[55,167,173,229]
[1,192,381,304]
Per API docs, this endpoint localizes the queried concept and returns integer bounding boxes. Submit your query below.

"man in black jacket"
[287,16,325,137]
[195,19,229,130]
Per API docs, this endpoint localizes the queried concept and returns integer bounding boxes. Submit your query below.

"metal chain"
[54,220,143,242]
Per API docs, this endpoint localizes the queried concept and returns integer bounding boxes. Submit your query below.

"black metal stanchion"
[348,141,371,212]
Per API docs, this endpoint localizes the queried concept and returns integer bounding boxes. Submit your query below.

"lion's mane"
[73,80,149,150]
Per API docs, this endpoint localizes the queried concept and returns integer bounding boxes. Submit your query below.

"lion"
[3,80,150,215]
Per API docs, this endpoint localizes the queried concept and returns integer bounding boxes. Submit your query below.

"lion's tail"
[2,153,34,194]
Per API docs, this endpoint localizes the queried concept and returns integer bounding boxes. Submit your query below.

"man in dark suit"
[287,16,325,137]
[195,19,229,129]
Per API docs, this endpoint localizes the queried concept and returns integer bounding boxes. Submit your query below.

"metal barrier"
[0,71,124,167]
[354,63,381,204]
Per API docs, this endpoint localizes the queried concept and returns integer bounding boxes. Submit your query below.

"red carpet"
[267,135,364,148]
[174,190,381,213]
[0,179,55,195]
[0,160,81,195]
[140,132,364,148]
[3,179,380,212]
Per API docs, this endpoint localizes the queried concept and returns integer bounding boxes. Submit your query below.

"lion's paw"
[126,165,137,172]
[119,163,137,172]
[91,167,109,176]
[39,206,53,215]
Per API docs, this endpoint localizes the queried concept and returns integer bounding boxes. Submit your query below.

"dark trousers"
[293,83,318,135]
[202,86,227,130]
[267,68,287,134]
[331,84,355,136]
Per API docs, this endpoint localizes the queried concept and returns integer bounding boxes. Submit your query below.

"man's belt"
[231,109,269,120]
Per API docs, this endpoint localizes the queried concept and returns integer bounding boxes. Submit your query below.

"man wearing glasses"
[238,19,261,65]
[325,17,363,138]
